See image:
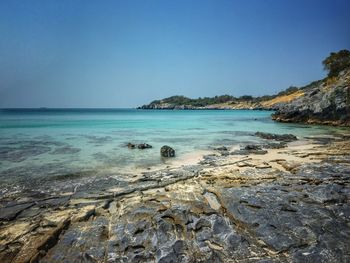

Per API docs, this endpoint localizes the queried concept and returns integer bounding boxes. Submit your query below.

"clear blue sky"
[0,0,349,108]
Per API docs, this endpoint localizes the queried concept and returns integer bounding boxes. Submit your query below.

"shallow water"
[0,108,347,193]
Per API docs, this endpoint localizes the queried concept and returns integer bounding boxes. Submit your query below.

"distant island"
[139,50,350,126]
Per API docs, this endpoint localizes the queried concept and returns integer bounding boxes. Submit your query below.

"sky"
[0,0,349,108]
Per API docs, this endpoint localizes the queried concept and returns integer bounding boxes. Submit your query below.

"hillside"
[138,89,303,111]
[139,50,350,126]
[272,68,350,126]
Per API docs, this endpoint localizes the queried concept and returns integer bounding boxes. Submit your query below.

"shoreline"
[1,132,349,262]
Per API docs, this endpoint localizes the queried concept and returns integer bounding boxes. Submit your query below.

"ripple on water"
[51,146,81,155]
[84,135,113,144]
[0,145,51,162]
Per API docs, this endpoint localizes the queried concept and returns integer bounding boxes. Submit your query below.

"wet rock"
[244,144,262,151]
[231,144,268,155]
[127,143,152,149]
[127,143,136,148]
[161,146,175,158]
[255,132,297,142]
[1,135,349,263]
[137,143,152,149]
[263,142,287,149]
[214,146,228,151]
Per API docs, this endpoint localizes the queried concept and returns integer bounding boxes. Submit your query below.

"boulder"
[137,143,152,149]
[161,145,175,157]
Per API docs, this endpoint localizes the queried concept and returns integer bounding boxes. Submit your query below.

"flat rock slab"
[219,162,350,262]
[0,137,349,263]
[0,203,35,221]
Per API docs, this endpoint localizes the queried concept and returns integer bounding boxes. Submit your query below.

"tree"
[277,86,299,96]
[322,49,350,77]
[239,95,253,101]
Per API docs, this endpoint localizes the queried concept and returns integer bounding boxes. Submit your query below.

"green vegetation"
[323,49,350,77]
[147,88,303,107]
[276,86,299,96]
[149,95,239,107]
[142,50,350,108]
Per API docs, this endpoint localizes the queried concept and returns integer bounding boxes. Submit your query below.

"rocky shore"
[1,132,349,262]
[139,51,350,127]
[272,69,350,126]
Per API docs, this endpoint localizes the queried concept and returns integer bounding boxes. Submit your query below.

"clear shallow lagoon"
[0,108,346,193]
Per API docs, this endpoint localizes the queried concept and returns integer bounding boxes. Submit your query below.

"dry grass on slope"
[261,90,305,107]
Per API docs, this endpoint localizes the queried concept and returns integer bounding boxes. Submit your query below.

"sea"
[0,108,347,196]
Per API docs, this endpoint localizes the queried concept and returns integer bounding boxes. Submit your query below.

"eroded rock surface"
[0,136,349,262]
[272,68,350,126]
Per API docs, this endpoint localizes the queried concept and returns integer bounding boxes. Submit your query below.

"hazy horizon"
[1,0,349,108]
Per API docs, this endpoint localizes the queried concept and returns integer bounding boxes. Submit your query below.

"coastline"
[1,132,349,262]
[1,2,349,262]
[139,68,350,127]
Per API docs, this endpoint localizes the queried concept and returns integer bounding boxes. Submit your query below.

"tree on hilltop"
[322,49,350,77]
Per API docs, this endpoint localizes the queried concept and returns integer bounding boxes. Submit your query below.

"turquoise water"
[0,109,346,192]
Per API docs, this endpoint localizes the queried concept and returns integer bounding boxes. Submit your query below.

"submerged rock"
[214,146,228,151]
[255,132,297,142]
[137,143,152,149]
[127,143,152,149]
[127,142,136,148]
[1,135,349,263]
[160,145,175,157]
[51,146,81,155]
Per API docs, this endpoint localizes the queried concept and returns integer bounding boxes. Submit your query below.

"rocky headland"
[139,50,350,127]
[1,50,350,263]
[1,132,349,262]
[272,68,350,126]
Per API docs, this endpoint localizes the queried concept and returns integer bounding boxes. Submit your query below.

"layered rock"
[1,135,349,262]
[255,132,297,142]
[138,66,350,127]
[272,69,350,126]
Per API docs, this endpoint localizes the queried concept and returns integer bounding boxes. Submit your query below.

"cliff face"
[139,68,350,126]
[272,69,350,126]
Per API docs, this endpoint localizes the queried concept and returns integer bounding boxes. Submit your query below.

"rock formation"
[160,145,175,157]
[127,143,153,149]
[1,134,349,262]
[272,69,350,126]
[138,50,350,127]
